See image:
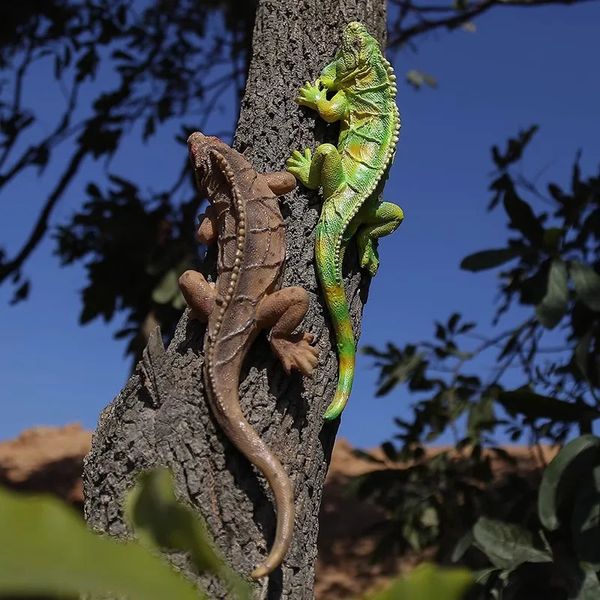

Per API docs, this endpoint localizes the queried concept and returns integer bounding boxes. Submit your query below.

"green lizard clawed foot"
[356,201,405,276]
[357,236,380,276]
[286,143,344,198]
[286,148,313,186]
[297,80,324,108]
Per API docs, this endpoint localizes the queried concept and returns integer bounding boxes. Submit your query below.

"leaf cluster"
[368,126,600,446]
[352,439,536,563]
[360,128,600,573]
[0,467,250,599]
[54,173,201,359]
[456,436,600,599]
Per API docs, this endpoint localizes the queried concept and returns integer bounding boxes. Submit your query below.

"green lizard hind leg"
[356,201,404,276]
[286,143,345,199]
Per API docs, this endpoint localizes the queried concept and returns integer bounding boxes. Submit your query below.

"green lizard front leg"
[286,144,346,200]
[355,200,404,276]
[296,79,348,123]
[287,80,349,198]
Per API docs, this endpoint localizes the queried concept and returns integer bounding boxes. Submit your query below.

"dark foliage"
[0,0,254,353]
[360,129,600,589]
[460,436,600,598]
[0,0,590,356]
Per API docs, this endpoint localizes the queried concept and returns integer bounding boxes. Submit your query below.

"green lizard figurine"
[286,21,404,420]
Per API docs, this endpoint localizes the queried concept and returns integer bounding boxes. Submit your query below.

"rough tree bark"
[83,0,386,598]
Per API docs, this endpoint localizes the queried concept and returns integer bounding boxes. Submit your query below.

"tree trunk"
[83,1,386,598]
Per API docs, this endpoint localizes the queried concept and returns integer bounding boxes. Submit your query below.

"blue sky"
[1,4,599,447]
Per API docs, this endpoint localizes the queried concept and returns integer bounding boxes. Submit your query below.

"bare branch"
[388,0,597,47]
[0,82,82,190]
[0,147,86,284]
[0,42,34,170]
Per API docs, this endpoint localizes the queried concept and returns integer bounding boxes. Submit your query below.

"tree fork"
[83,1,386,597]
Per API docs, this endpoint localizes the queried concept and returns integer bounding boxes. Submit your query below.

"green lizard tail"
[316,222,355,420]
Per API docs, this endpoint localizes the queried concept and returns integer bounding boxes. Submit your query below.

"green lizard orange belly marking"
[179,132,318,579]
[286,22,404,420]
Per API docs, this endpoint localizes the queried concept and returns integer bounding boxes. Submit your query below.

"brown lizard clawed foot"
[271,332,319,377]
[256,286,319,377]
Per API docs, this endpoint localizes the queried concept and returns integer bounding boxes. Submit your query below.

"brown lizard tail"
[205,360,294,580]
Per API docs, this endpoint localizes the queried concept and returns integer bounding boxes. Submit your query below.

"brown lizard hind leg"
[262,171,296,196]
[178,270,216,322]
[257,287,319,376]
[196,204,217,245]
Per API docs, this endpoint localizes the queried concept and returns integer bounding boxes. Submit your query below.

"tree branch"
[0,146,86,283]
[0,42,34,171]
[388,0,597,47]
[0,82,81,190]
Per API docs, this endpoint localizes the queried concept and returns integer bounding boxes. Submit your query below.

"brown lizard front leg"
[196,204,217,245]
[262,171,296,196]
[257,287,319,376]
[178,208,218,320]
[178,270,216,322]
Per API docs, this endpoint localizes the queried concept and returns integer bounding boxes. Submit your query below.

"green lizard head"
[319,22,383,90]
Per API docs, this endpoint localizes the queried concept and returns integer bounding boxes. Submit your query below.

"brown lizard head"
[187,131,227,195]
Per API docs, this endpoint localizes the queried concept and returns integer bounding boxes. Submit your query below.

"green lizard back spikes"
[287,21,404,420]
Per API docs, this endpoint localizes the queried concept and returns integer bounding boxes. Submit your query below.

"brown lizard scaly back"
[190,134,295,579]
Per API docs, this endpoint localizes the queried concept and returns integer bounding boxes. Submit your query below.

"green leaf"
[171,290,187,310]
[125,468,251,600]
[571,261,600,311]
[364,563,473,600]
[473,567,500,585]
[562,557,600,600]
[575,331,593,380]
[571,467,600,568]
[472,517,551,570]
[468,393,496,437]
[152,269,180,304]
[448,312,461,332]
[460,248,520,272]
[538,435,600,530]
[491,125,539,170]
[542,227,563,252]
[574,564,600,599]
[536,260,569,328]
[452,530,475,563]
[373,349,425,397]
[420,506,440,528]
[380,441,398,461]
[503,190,545,246]
[9,280,30,305]
[406,69,438,90]
[0,485,201,599]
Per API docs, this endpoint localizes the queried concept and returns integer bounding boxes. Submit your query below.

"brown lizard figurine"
[179,131,319,580]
